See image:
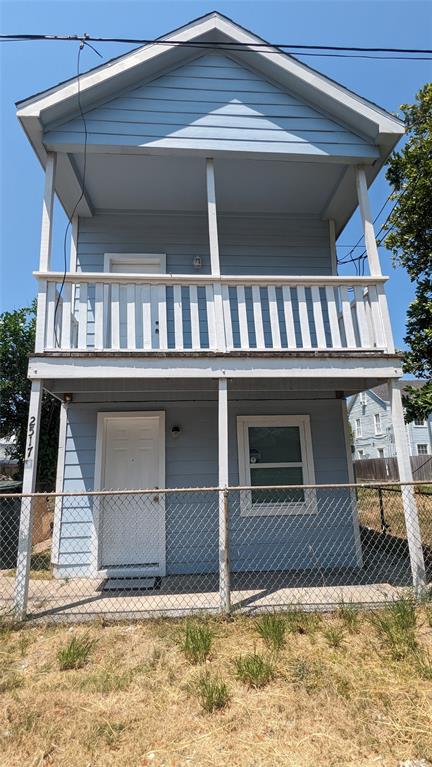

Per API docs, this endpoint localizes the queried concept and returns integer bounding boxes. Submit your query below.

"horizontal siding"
[77,212,332,276]
[44,53,377,159]
[55,388,356,576]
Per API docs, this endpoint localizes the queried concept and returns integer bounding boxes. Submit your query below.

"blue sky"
[1,0,431,351]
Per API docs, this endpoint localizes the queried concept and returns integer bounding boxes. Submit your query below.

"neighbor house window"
[355,418,362,438]
[374,413,382,435]
[358,449,364,459]
[417,444,428,455]
[237,415,316,516]
[414,418,427,427]
[377,448,385,458]
[360,392,367,406]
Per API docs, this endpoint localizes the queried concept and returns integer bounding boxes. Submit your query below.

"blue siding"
[77,212,332,275]
[55,387,358,577]
[44,53,377,159]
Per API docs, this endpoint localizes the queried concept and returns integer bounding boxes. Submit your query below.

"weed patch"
[181,621,213,664]
[234,652,275,688]
[370,599,418,659]
[57,635,96,670]
[255,613,286,652]
[193,672,230,713]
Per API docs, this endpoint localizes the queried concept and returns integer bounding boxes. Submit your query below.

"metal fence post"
[388,381,426,596]
[219,488,231,614]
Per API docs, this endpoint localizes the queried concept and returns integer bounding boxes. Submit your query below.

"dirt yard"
[1,605,432,767]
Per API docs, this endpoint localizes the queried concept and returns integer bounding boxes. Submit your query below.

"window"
[355,418,362,438]
[417,444,429,455]
[414,418,427,427]
[377,448,385,458]
[374,413,382,435]
[360,392,367,406]
[237,415,316,515]
[358,449,364,459]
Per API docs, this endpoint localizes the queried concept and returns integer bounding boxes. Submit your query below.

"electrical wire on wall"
[53,36,102,346]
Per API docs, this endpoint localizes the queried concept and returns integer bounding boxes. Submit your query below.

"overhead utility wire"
[53,40,93,345]
[1,34,432,59]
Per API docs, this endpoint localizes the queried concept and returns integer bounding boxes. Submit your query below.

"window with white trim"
[237,415,316,515]
[360,392,367,406]
[414,418,427,427]
[358,449,364,458]
[417,444,429,455]
[374,413,382,435]
[377,447,385,458]
[355,418,362,438]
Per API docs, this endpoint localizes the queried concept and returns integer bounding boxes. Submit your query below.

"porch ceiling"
[43,375,397,401]
[71,153,349,222]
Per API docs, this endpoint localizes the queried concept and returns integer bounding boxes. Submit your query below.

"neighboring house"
[0,437,19,478]
[17,12,412,582]
[349,382,432,459]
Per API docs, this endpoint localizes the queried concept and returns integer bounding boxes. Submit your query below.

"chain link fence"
[0,482,430,621]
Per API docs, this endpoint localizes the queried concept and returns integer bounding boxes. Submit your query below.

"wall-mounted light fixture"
[63,393,73,403]
[192,255,202,270]
[171,425,182,439]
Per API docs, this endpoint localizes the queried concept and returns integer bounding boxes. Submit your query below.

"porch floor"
[0,549,415,621]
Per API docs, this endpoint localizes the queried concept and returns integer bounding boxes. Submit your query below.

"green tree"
[0,302,60,489]
[384,83,432,422]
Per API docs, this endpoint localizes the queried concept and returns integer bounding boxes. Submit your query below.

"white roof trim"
[17,12,403,140]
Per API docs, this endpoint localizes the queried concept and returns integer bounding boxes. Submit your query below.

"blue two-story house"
[15,12,424,604]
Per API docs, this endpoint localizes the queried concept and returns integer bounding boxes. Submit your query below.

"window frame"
[417,444,429,455]
[355,418,362,438]
[237,415,316,516]
[359,392,367,406]
[414,418,427,427]
[374,413,382,435]
[377,447,385,458]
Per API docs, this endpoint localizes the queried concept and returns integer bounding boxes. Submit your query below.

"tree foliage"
[384,83,432,421]
[0,302,60,489]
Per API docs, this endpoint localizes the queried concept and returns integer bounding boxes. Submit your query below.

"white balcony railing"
[34,272,392,354]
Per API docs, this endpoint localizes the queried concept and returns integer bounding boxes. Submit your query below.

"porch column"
[355,166,395,353]
[35,152,57,352]
[218,378,231,613]
[388,379,426,594]
[206,158,226,352]
[15,380,43,619]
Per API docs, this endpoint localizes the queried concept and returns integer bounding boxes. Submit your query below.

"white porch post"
[218,378,231,613]
[206,158,226,352]
[355,166,395,353]
[14,380,43,619]
[35,152,57,352]
[388,379,426,594]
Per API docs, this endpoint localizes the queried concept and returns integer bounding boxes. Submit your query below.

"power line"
[1,33,432,60]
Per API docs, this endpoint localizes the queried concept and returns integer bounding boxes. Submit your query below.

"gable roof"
[16,12,404,219]
[348,380,427,413]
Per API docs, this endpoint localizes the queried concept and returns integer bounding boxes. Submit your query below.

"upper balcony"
[36,270,392,356]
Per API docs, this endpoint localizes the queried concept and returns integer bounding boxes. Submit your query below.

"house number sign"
[26,416,36,460]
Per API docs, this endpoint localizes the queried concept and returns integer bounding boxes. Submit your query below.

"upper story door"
[104,253,166,348]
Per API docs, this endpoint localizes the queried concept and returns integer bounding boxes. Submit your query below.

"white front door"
[97,412,165,574]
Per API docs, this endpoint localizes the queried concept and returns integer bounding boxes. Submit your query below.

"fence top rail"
[1,480,430,499]
[34,271,389,288]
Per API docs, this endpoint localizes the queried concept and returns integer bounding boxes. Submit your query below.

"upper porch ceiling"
[71,154,347,216]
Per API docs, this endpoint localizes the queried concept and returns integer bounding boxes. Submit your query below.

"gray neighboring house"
[349,382,432,459]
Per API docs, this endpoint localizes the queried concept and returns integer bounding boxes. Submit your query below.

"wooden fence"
[353,455,432,482]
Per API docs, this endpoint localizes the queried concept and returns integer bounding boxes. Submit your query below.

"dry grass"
[0,608,431,767]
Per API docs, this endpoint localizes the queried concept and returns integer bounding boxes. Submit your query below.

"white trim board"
[91,410,166,577]
[28,355,403,381]
[103,253,167,273]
